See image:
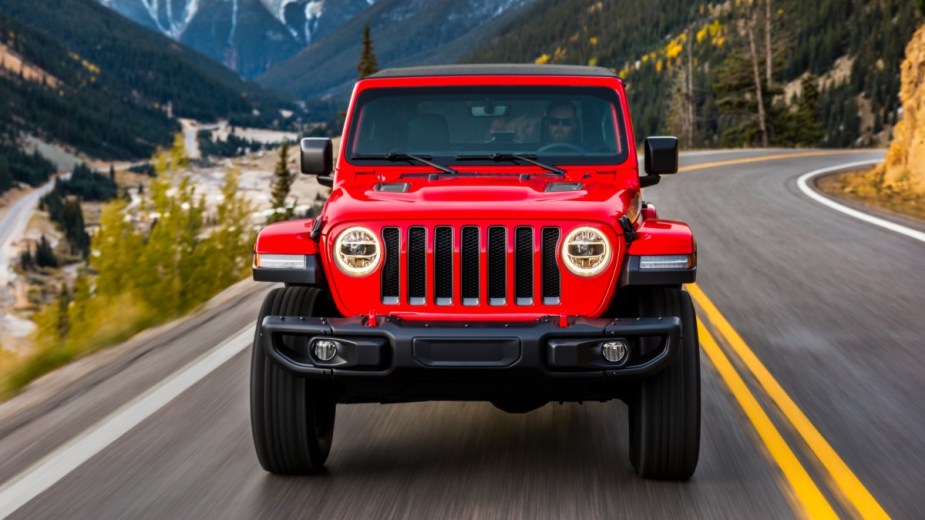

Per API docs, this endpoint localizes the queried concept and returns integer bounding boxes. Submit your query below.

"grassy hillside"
[466,0,919,148]
[0,0,292,161]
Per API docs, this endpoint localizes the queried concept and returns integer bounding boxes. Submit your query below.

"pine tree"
[357,24,379,79]
[57,285,71,340]
[35,235,58,268]
[795,75,824,146]
[0,156,12,192]
[268,141,294,224]
[20,249,34,271]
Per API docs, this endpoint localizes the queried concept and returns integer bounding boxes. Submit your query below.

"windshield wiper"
[455,153,565,176]
[352,152,459,176]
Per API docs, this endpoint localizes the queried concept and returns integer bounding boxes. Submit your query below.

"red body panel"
[628,219,695,256]
[254,219,318,255]
[254,73,694,320]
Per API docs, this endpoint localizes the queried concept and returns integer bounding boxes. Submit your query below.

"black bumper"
[258,315,681,403]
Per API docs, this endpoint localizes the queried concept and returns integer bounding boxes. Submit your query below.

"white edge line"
[796,160,925,244]
[0,324,256,518]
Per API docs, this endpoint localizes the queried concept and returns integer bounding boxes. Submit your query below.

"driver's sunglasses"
[547,117,575,128]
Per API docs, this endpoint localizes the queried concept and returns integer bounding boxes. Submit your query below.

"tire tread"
[629,287,700,480]
[251,286,335,474]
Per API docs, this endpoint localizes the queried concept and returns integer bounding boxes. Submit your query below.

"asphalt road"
[2,148,921,519]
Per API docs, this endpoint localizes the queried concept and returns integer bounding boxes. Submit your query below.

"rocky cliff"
[877,23,925,194]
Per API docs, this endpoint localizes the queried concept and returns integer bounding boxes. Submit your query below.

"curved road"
[2,149,922,518]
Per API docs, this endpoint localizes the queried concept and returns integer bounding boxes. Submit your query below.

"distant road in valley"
[0,179,57,287]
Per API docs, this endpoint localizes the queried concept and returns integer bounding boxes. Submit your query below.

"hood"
[321,167,638,228]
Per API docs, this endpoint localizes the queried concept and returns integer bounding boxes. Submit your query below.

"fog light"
[313,339,338,361]
[602,340,628,363]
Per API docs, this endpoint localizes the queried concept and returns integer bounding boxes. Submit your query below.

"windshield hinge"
[619,216,636,244]
[310,217,324,241]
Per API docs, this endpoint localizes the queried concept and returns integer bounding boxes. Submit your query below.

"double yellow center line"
[680,151,888,518]
[692,285,888,518]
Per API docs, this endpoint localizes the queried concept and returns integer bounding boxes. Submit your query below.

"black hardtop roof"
[368,64,620,79]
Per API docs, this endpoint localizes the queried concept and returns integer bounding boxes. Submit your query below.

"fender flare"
[253,219,326,286]
[620,218,696,286]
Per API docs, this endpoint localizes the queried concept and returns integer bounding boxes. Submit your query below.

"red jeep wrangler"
[250,65,699,480]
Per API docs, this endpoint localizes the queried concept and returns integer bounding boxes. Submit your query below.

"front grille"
[381,228,400,304]
[461,227,480,305]
[408,227,426,305]
[381,225,561,308]
[515,227,533,305]
[434,227,453,305]
[542,228,560,304]
[488,227,507,305]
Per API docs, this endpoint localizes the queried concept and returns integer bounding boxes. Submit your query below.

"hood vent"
[545,182,583,192]
[374,183,410,192]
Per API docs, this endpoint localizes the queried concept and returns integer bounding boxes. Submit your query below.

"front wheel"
[628,287,701,480]
[250,286,337,474]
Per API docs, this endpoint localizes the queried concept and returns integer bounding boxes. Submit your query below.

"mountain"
[0,0,292,161]
[256,0,540,100]
[98,0,372,78]
[464,0,919,149]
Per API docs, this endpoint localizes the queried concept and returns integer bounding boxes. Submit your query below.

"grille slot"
[487,227,507,305]
[408,227,426,305]
[434,227,453,305]
[381,228,400,304]
[382,225,563,308]
[542,227,560,304]
[461,227,480,305]
[515,227,534,305]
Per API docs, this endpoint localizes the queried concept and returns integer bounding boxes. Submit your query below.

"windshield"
[346,86,629,166]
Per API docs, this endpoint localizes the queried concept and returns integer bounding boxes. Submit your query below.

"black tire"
[628,288,700,480]
[250,286,336,474]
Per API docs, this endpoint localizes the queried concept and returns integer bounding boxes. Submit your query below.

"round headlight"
[333,226,381,277]
[561,226,612,277]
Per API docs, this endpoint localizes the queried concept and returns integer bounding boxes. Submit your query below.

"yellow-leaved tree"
[4,135,256,398]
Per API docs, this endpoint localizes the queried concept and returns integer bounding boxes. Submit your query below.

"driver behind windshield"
[542,101,579,144]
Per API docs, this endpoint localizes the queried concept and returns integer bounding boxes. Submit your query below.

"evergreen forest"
[0,0,295,175]
[468,0,919,149]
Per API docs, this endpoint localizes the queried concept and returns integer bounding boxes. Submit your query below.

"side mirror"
[644,136,678,175]
[301,137,333,176]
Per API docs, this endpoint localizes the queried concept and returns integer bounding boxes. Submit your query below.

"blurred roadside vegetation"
[0,136,255,398]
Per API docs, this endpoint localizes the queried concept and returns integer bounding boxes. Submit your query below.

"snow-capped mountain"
[98,0,538,91]
[98,0,373,77]
[258,0,539,99]
[258,0,374,44]
[98,0,201,39]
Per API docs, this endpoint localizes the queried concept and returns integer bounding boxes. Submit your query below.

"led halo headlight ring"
[333,226,381,277]
[561,226,612,277]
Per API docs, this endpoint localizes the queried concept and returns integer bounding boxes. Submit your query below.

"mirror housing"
[644,136,679,175]
[301,137,333,176]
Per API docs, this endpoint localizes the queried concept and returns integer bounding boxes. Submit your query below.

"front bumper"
[258,314,681,403]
